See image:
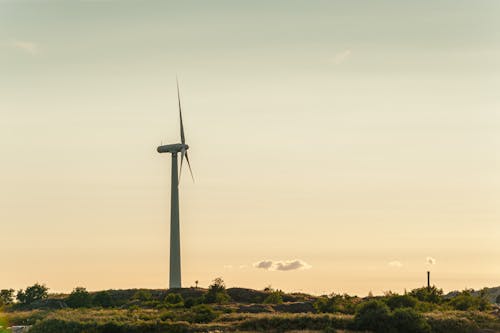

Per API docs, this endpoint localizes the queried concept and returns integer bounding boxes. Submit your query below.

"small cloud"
[253,259,311,271]
[253,260,273,270]
[332,49,351,65]
[239,265,248,269]
[223,265,233,270]
[426,257,436,265]
[388,261,403,268]
[12,40,38,54]
[274,260,311,271]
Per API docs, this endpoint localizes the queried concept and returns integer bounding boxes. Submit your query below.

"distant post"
[427,271,430,289]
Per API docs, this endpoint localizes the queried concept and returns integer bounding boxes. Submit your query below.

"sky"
[0,0,499,296]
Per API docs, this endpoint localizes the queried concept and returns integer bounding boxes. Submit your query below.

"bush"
[354,300,391,332]
[164,293,184,305]
[409,286,443,304]
[17,283,49,305]
[263,291,284,304]
[477,288,492,311]
[447,289,492,311]
[385,294,418,310]
[449,293,477,311]
[132,290,152,302]
[390,308,431,333]
[189,304,218,323]
[204,277,230,304]
[66,287,92,308]
[92,291,114,308]
[183,297,199,308]
[314,294,357,314]
[0,289,14,306]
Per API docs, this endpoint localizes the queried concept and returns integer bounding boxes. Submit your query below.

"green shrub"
[66,287,92,308]
[415,300,440,312]
[132,290,152,302]
[164,293,184,307]
[204,278,230,304]
[16,283,49,306]
[315,296,332,313]
[449,294,477,311]
[447,289,491,311]
[385,294,418,310]
[189,304,218,323]
[390,308,431,333]
[92,291,114,308]
[477,288,492,311]
[354,300,391,332]
[409,286,443,304]
[183,297,199,308]
[263,291,284,304]
[0,289,14,306]
[314,294,357,314]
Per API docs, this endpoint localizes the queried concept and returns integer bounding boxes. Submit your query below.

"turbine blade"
[179,148,185,181]
[185,151,195,182]
[177,78,185,144]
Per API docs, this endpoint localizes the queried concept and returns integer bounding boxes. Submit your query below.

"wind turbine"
[157,80,194,289]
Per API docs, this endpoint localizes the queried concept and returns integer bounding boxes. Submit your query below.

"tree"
[66,287,92,308]
[496,294,500,304]
[0,289,15,306]
[204,277,230,304]
[16,283,49,305]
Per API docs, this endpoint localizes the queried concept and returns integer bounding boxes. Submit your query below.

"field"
[1,282,500,333]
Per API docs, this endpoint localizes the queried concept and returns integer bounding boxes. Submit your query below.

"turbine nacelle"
[157,143,189,154]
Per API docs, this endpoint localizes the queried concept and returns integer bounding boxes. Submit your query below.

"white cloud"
[12,40,38,54]
[332,49,351,65]
[388,261,403,268]
[426,257,436,265]
[253,259,311,271]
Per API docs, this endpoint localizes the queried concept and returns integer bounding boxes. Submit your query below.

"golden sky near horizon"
[0,0,499,296]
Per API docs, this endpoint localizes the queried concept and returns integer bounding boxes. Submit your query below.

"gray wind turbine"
[157,80,194,289]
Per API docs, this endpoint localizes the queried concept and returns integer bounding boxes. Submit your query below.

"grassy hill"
[1,281,499,333]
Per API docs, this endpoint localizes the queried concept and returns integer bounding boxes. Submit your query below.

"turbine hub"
[157,143,188,154]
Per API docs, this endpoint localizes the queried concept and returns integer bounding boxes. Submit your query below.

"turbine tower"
[157,80,194,289]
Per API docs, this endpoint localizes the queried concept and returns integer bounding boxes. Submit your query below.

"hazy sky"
[1,0,499,296]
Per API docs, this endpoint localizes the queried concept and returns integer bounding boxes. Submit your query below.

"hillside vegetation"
[1,279,499,333]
